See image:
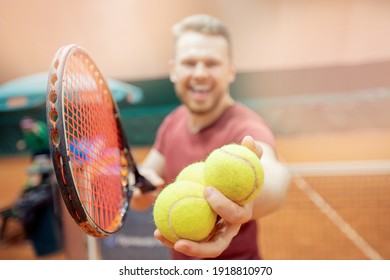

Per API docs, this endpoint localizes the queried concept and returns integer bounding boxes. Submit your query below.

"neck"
[187,95,235,133]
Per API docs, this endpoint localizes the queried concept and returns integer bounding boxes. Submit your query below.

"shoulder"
[158,105,186,130]
[154,105,188,158]
[156,105,187,140]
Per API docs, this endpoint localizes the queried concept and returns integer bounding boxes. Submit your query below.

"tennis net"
[259,160,390,260]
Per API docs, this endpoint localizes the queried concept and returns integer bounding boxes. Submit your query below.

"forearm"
[130,148,166,211]
[251,145,291,219]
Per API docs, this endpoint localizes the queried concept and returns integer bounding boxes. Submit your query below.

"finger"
[139,167,165,188]
[203,217,225,241]
[154,229,175,249]
[174,223,241,258]
[241,135,263,158]
[204,187,252,224]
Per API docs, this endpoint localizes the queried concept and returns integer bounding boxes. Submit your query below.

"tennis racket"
[46,44,155,238]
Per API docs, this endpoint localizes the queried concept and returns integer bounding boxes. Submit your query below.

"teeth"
[192,85,210,92]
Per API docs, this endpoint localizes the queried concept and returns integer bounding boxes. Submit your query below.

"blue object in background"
[0,72,144,112]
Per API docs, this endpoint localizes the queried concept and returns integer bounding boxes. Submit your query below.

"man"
[131,14,291,259]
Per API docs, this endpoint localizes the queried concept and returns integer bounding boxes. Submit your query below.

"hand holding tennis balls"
[153,142,264,243]
[204,143,264,205]
[153,180,217,243]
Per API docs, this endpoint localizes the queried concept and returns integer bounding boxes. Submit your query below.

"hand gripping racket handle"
[125,148,156,193]
[135,173,156,193]
[117,115,156,194]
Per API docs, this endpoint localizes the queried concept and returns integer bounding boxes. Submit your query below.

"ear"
[168,59,177,83]
[228,64,237,84]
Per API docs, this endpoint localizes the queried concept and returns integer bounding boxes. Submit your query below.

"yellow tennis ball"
[176,161,206,185]
[153,180,217,243]
[204,143,264,205]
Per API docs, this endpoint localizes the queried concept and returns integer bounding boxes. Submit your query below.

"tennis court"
[259,130,390,260]
[1,129,389,260]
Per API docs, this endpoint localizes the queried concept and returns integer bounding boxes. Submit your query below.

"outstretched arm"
[243,136,291,219]
[154,135,291,258]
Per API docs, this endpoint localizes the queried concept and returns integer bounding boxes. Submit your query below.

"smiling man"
[131,14,291,260]
[169,25,236,131]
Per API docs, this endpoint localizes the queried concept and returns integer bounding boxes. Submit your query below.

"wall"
[1,0,390,83]
[1,0,389,149]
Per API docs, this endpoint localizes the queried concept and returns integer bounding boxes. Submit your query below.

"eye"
[182,59,196,67]
[205,60,219,68]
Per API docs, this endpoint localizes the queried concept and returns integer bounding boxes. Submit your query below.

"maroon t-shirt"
[154,103,275,260]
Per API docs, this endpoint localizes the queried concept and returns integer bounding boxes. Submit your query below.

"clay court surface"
[1,129,389,260]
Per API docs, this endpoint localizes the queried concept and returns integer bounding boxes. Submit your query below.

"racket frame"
[46,45,152,237]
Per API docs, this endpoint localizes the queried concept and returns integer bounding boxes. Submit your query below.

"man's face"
[170,31,236,115]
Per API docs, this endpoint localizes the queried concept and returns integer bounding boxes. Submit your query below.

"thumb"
[241,135,262,158]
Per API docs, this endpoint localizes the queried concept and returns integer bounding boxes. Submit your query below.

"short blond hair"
[172,14,232,57]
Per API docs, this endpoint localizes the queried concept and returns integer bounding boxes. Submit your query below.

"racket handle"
[136,175,156,193]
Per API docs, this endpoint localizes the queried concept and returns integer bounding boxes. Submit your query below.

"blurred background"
[0,0,389,260]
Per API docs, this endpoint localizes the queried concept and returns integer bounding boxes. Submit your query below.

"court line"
[287,160,390,177]
[292,174,383,260]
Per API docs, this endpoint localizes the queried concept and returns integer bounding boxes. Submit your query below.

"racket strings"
[63,52,126,232]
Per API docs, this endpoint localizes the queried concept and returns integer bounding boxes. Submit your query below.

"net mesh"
[259,161,390,260]
[61,50,127,233]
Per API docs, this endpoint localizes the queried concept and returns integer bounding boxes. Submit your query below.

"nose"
[193,62,208,78]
